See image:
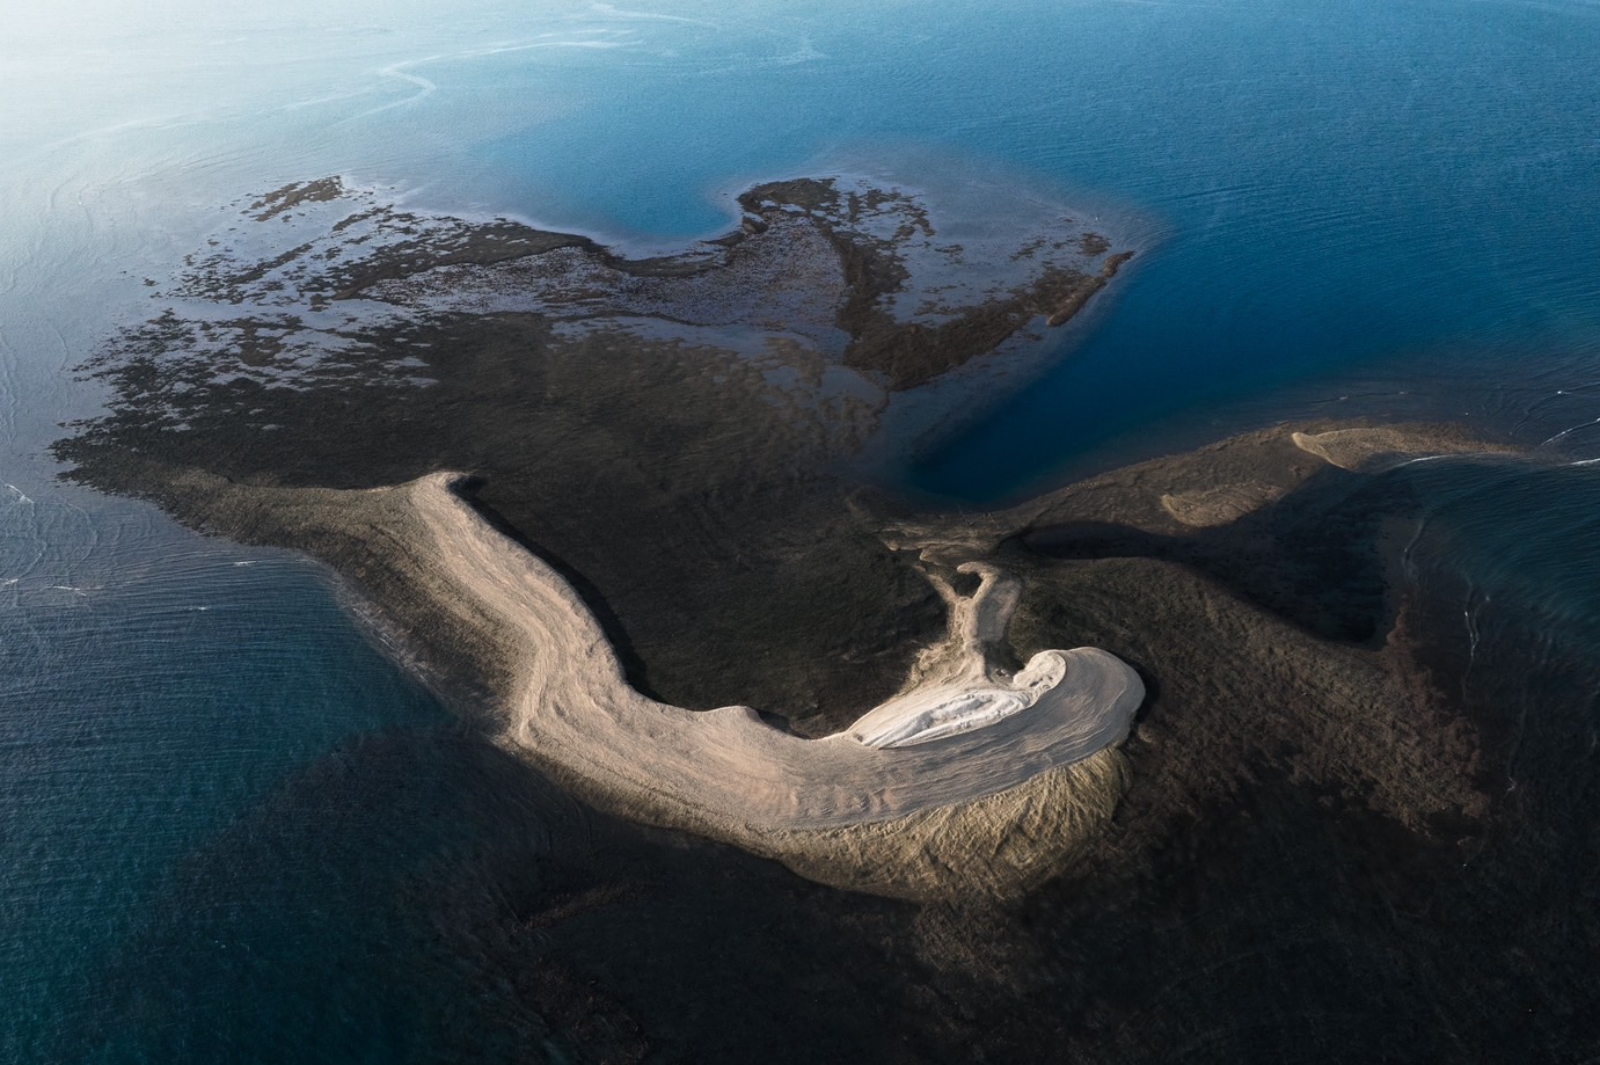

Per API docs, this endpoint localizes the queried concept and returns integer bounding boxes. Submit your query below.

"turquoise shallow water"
[4,0,1600,1059]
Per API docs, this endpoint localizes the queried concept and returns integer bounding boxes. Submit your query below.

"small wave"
[1539,414,1600,448]
[589,2,720,28]
[347,61,440,121]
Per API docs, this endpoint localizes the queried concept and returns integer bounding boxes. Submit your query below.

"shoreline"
[49,172,1526,905]
[70,418,1521,900]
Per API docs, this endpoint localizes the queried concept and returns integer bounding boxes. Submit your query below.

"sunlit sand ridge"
[406,472,1144,897]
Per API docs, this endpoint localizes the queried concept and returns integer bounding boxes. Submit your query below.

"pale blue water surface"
[4,0,1600,1060]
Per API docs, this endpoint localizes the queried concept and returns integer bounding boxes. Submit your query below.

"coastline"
[51,174,1520,906]
[70,417,1516,901]
[20,3,1600,1049]
[121,468,1141,899]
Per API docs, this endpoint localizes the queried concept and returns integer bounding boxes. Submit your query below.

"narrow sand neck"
[848,563,1077,748]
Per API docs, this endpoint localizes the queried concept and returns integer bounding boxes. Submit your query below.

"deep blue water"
[5,0,1600,1060]
[0,495,450,1062]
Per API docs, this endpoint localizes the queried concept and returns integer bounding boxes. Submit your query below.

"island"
[56,175,1508,906]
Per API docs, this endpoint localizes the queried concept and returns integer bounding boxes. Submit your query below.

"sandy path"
[411,473,1143,833]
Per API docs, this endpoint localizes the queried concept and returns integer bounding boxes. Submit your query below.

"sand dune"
[1291,426,1506,470]
[406,472,1143,891]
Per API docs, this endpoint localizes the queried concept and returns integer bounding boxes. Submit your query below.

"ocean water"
[5,0,1600,1059]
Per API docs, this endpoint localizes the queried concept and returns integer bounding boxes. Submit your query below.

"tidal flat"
[51,176,1600,1061]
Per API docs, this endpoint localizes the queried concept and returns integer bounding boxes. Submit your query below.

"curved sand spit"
[409,473,1145,895]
